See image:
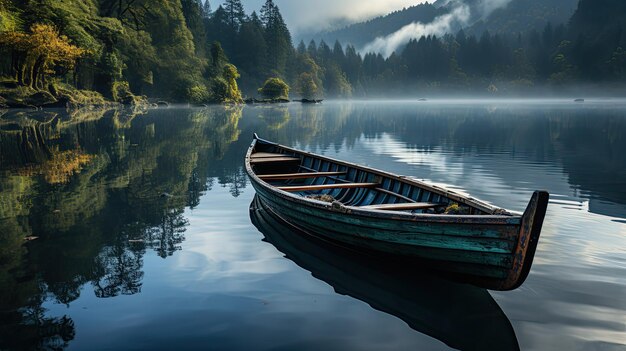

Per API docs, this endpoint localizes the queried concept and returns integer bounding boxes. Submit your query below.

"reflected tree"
[187,170,211,209]
[0,105,251,347]
[0,292,75,350]
[220,167,247,197]
[92,244,144,298]
[145,208,188,258]
[258,106,290,130]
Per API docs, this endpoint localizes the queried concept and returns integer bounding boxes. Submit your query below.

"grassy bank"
[0,77,148,109]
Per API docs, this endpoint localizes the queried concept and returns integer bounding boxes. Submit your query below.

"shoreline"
[4,96,626,111]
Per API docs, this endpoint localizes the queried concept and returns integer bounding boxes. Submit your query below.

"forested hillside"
[468,0,579,35]
[0,0,356,105]
[311,3,443,49]
[0,0,625,105]
[310,0,579,49]
[0,0,250,106]
[299,0,626,96]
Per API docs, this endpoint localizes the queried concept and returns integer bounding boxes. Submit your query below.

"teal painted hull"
[246,136,549,291]
[250,195,520,350]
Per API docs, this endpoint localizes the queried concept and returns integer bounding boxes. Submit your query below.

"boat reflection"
[250,195,520,351]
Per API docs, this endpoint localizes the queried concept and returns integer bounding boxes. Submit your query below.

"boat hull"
[250,195,520,350]
[246,136,549,291]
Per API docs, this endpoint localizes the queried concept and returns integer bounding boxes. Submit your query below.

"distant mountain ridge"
[309,3,443,48]
[469,0,579,34]
[308,0,580,49]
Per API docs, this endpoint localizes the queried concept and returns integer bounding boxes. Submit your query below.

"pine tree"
[210,41,229,74]
[181,0,207,57]
[234,11,268,92]
[260,0,276,27]
[297,40,306,54]
[203,0,212,18]
[307,40,317,59]
[318,40,331,63]
[262,1,292,77]
[223,0,245,30]
[207,5,233,47]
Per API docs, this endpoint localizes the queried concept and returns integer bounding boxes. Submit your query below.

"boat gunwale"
[245,136,524,225]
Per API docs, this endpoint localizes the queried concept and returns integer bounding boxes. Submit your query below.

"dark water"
[0,101,625,350]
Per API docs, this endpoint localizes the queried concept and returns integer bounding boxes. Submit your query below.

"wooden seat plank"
[251,157,301,164]
[360,203,446,211]
[278,183,379,192]
[259,171,347,181]
[252,152,294,159]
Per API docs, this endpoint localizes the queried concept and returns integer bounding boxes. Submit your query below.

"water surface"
[0,101,624,350]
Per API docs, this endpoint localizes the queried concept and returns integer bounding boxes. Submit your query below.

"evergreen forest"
[0,0,625,106]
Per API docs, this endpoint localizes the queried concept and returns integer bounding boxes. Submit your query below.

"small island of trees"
[258,78,290,101]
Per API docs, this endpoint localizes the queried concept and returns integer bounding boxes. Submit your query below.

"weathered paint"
[245,136,550,291]
[250,197,521,350]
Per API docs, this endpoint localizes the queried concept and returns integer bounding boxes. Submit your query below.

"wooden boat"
[250,195,520,350]
[245,135,549,291]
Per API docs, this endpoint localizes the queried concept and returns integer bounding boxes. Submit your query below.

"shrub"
[111,81,134,104]
[258,78,290,100]
[187,85,210,104]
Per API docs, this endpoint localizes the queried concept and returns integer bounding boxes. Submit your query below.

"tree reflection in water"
[2,103,625,349]
[0,106,246,348]
[92,244,144,298]
[145,208,189,258]
[1,291,75,350]
[221,167,248,197]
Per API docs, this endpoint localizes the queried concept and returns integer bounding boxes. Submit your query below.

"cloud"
[360,0,513,57]
[362,4,471,57]
[478,0,513,17]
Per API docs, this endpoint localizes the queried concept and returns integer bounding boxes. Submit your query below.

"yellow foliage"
[43,151,93,184]
[223,64,243,104]
[0,23,86,89]
[18,149,94,185]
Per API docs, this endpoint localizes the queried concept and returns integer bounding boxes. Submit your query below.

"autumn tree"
[222,63,243,103]
[0,0,19,32]
[0,24,85,90]
[212,63,243,103]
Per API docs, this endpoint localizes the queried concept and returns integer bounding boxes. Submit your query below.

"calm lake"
[1,101,625,350]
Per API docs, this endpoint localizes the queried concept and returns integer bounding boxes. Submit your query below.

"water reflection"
[249,103,626,218]
[251,195,519,351]
[0,101,624,350]
[0,106,245,348]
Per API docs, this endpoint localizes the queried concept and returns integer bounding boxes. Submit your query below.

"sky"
[211,0,427,34]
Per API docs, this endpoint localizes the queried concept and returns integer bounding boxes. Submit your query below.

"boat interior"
[250,141,496,216]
